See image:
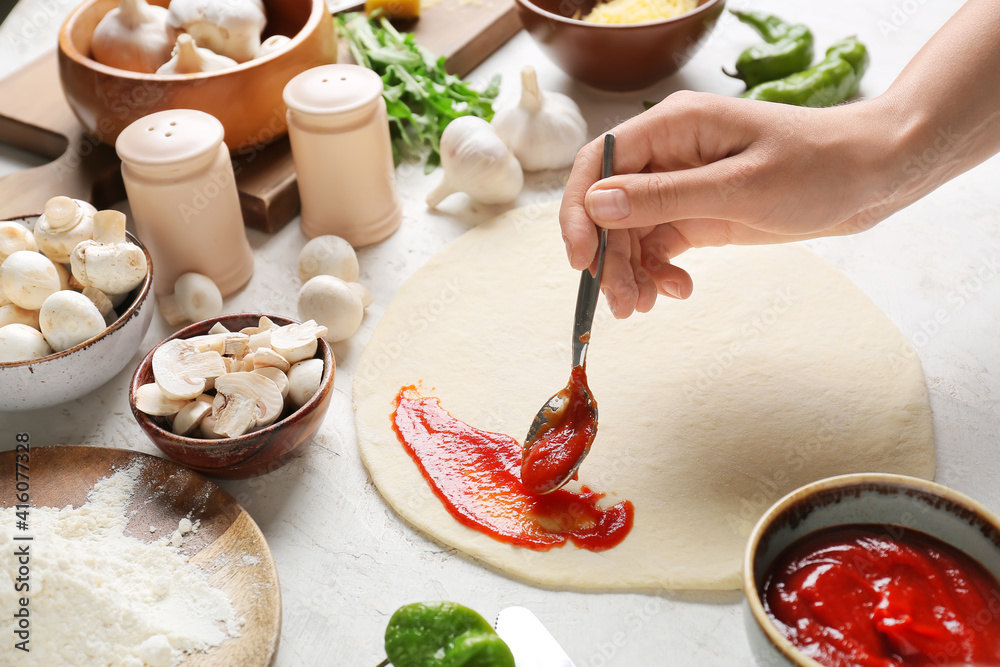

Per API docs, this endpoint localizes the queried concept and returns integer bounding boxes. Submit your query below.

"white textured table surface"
[2,1,997,665]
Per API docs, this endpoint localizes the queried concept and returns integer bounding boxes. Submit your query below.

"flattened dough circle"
[354,203,934,590]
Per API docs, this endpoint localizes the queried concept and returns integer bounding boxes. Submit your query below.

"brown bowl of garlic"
[0,200,154,411]
[57,0,337,152]
[129,313,335,479]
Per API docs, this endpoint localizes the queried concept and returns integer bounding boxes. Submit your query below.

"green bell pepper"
[742,36,870,107]
[384,602,515,667]
[727,10,814,89]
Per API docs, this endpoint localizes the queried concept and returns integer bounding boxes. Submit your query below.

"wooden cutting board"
[0,1,519,232]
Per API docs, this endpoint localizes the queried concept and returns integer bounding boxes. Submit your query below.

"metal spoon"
[521,133,614,494]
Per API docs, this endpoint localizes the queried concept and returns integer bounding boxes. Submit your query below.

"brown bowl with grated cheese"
[514,0,725,91]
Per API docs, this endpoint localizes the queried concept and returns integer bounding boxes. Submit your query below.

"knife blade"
[495,606,576,667]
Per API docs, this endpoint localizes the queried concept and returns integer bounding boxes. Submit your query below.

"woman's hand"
[560,92,902,318]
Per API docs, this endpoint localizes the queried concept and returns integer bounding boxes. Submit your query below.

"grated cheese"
[581,0,696,24]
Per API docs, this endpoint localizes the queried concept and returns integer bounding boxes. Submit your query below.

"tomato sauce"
[392,388,633,551]
[520,365,596,495]
[762,524,1000,667]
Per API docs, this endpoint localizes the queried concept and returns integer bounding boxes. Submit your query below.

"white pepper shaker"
[283,64,402,246]
[116,109,254,296]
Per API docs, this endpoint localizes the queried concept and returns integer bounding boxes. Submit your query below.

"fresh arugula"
[335,13,501,172]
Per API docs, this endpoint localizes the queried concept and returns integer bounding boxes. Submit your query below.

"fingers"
[559,138,605,270]
[584,160,751,230]
[630,231,658,313]
[600,229,638,319]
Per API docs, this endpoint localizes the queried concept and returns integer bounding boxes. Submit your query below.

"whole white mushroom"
[0,250,62,310]
[0,323,53,362]
[297,275,364,343]
[287,358,324,408]
[33,196,95,264]
[158,272,223,325]
[298,235,359,284]
[0,222,38,264]
[39,290,107,352]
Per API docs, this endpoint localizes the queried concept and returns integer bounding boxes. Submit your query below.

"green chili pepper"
[742,36,869,107]
[726,10,814,89]
[384,602,515,667]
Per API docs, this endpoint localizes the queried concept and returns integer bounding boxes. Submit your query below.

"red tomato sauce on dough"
[520,365,596,495]
[762,524,1000,667]
[391,388,633,551]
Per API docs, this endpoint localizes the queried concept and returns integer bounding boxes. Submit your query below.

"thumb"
[584,162,749,229]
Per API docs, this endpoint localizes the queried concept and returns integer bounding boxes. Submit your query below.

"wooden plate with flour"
[0,445,280,666]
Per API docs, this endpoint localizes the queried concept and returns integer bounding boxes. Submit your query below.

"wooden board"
[0,3,519,232]
[0,445,281,666]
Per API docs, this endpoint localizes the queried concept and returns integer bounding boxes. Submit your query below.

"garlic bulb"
[157,34,238,75]
[426,116,524,208]
[167,0,267,64]
[492,67,588,171]
[91,0,173,74]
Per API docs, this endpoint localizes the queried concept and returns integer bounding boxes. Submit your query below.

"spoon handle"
[572,134,614,369]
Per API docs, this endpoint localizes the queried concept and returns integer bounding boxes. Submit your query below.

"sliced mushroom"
[0,250,62,310]
[287,358,325,408]
[253,347,290,372]
[152,337,228,401]
[212,372,283,437]
[252,366,289,400]
[0,304,40,330]
[270,320,328,363]
[0,323,52,362]
[199,410,226,439]
[240,351,256,372]
[0,222,38,264]
[70,209,147,296]
[39,290,106,352]
[134,383,188,416]
[172,394,214,436]
[247,329,271,352]
[208,321,230,334]
[54,262,72,291]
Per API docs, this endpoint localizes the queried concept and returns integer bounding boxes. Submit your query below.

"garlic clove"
[156,34,239,75]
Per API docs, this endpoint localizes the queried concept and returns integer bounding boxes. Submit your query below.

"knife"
[495,606,576,667]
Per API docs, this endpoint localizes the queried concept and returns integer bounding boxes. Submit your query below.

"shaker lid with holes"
[116,109,225,167]
[283,64,383,117]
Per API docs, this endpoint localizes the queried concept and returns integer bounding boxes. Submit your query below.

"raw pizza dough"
[354,203,934,590]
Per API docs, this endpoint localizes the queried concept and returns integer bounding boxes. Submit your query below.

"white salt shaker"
[116,109,254,296]
[283,64,402,246]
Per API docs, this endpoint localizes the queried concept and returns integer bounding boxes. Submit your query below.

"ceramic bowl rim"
[514,0,723,30]
[742,472,1000,667]
[58,0,326,81]
[129,313,334,458]
[0,215,153,370]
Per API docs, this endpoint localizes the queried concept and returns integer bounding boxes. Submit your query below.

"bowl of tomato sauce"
[743,473,1000,667]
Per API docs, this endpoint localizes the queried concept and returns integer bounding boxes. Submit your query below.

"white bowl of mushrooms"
[0,201,154,411]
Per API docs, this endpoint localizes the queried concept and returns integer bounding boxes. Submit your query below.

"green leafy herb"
[335,13,501,172]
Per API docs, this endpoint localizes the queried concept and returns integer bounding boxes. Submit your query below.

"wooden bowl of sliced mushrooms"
[57,0,338,152]
[0,200,154,411]
[129,312,335,478]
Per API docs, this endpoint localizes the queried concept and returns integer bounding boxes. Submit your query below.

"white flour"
[0,464,241,666]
